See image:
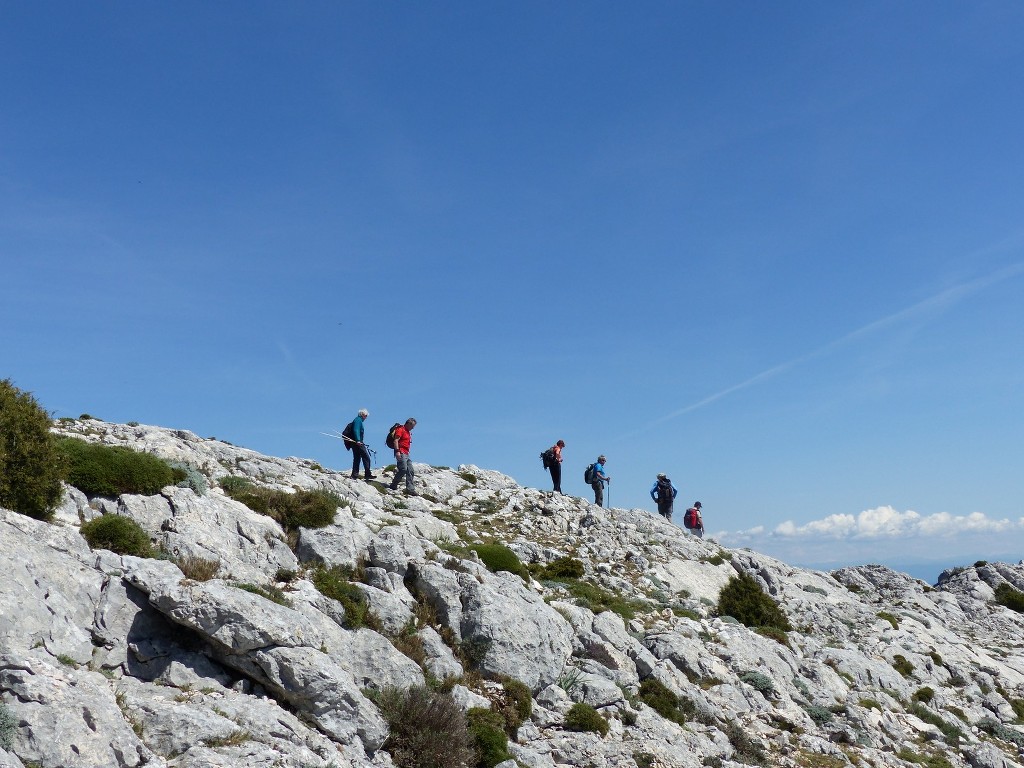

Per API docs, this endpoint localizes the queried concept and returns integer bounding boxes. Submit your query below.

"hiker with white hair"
[343,409,376,480]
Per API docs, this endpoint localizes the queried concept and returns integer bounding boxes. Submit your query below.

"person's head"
[556,440,565,448]
[358,408,369,419]
[598,455,606,463]
[657,473,667,480]
[405,418,417,430]
[694,501,701,509]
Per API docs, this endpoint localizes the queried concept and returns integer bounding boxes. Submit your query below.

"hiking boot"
[364,473,377,480]
[350,474,359,479]
[388,484,399,492]
[404,490,418,497]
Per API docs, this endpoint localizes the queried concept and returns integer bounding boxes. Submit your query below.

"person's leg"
[390,455,406,490]
[593,481,603,507]
[404,455,415,492]
[551,463,561,492]
[350,448,361,478]
[358,444,374,478]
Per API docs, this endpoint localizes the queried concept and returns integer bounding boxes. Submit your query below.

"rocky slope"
[1,419,1024,768]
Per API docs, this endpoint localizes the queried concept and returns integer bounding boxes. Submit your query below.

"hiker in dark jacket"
[591,455,610,507]
[346,409,376,480]
[547,440,565,493]
[650,473,677,521]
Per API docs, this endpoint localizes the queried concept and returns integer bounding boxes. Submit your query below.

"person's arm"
[650,482,658,501]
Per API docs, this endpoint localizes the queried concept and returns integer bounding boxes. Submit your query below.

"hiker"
[591,455,610,507]
[546,440,565,493]
[388,418,417,495]
[683,501,704,537]
[650,473,677,521]
[345,409,376,480]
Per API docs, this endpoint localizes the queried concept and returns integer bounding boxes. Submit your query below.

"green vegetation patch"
[58,436,176,498]
[80,514,154,557]
[717,571,792,634]
[909,702,964,743]
[220,476,343,532]
[467,708,511,767]
[372,685,474,768]
[560,579,650,621]
[537,556,585,580]
[0,379,67,520]
[877,611,900,629]
[231,582,291,607]
[994,583,1024,613]
[312,564,380,630]
[637,677,695,726]
[564,702,609,736]
[892,654,914,677]
[469,543,530,581]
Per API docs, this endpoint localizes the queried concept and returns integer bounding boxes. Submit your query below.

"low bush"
[637,678,696,725]
[538,556,585,580]
[232,582,291,607]
[373,685,474,768]
[80,515,154,557]
[723,719,767,764]
[168,461,208,495]
[560,578,650,621]
[175,554,220,581]
[0,379,67,520]
[496,676,533,735]
[716,571,792,633]
[58,437,175,497]
[739,671,775,696]
[0,701,14,750]
[467,708,511,768]
[979,719,1024,748]
[994,583,1024,613]
[564,702,609,736]
[913,687,935,704]
[909,703,964,743]
[221,478,342,533]
[877,611,900,629]
[312,564,379,630]
[469,543,529,581]
[802,703,833,725]
[892,654,914,677]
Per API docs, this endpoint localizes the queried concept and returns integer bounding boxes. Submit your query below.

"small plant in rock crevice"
[0,701,16,751]
[637,677,695,725]
[892,654,914,677]
[312,564,380,630]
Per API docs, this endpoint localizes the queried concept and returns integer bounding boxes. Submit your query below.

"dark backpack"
[341,420,356,451]
[385,423,402,449]
[684,507,699,529]
[656,478,673,503]
[584,463,596,484]
[540,448,555,469]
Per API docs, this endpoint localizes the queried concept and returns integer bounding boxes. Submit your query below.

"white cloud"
[762,505,1024,540]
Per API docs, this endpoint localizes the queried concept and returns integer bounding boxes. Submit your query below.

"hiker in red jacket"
[389,418,417,495]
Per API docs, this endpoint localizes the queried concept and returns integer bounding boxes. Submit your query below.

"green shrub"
[913,687,935,704]
[802,703,833,725]
[467,708,511,768]
[221,479,342,532]
[858,698,881,711]
[561,579,649,621]
[538,556,585,580]
[373,685,474,768]
[754,625,790,645]
[175,554,220,581]
[232,582,291,607]
[168,461,208,495]
[892,654,914,677]
[0,379,67,520]
[723,719,767,765]
[979,719,1024,748]
[739,671,775,696]
[637,677,695,726]
[974,560,988,568]
[497,676,533,735]
[80,514,154,557]
[564,702,609,736]
[716,571,792,633]
[458,471,478,485]
[909,703,963,743]
[58,437,175,497]
[470,543,529,581]
[877,611,899,629]
[312,564,379,630]
[0,701,14,750]
[994,583,1024,613]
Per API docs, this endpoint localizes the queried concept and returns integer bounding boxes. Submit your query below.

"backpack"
[341,420,356,451]
[584,463,596,484]
[684,507,699,529]
[656,478,673,503]
[540,448,555,469]
[385,423,402,450]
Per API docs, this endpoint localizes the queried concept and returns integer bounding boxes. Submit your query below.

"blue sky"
[3,3,1023,582]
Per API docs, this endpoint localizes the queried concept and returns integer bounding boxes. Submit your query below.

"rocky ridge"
[1,419,1023,768]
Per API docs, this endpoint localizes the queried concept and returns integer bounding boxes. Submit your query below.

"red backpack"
[684,507,700,529]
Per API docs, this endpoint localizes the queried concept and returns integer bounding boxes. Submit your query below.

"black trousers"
[549,462,562,492]
[350,443,371,477]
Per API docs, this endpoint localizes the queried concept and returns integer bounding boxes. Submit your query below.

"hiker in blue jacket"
[650,473,677,521]
[347,409,376,480]
[591,455,611,507]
